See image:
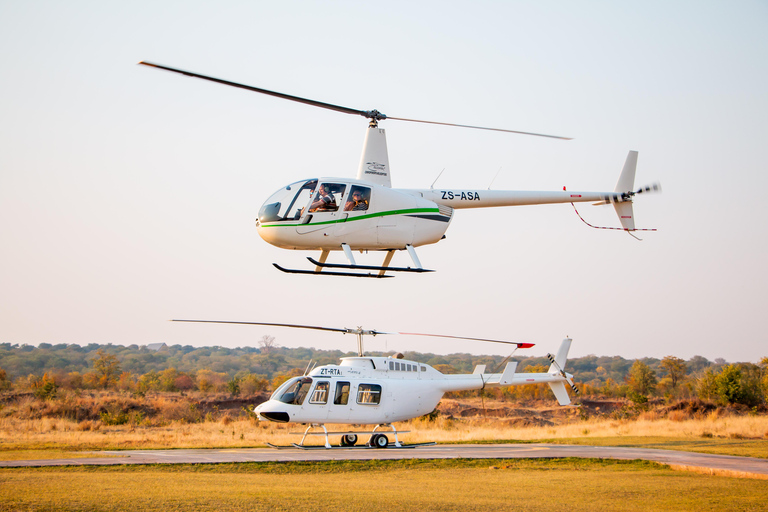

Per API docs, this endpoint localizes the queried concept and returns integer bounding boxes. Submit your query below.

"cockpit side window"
[344,186,371,212]
[287,180,318,220]
[276,377,313,405]
[309,183,346,213]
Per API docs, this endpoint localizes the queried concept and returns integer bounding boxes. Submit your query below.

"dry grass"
[2,393,767,457]
[1,408,767,453]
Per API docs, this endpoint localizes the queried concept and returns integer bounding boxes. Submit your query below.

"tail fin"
[615,151,638,193]
[547,338,574,406]
[547,338,572,374]
[614,151,638,231]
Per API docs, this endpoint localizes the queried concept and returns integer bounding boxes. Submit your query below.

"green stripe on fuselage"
[260,207,440,228]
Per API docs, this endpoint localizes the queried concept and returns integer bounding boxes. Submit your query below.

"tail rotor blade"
[634,182,662,195]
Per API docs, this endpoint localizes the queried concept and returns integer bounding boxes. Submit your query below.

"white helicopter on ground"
[140,62,659,278]
[173,320,577,449]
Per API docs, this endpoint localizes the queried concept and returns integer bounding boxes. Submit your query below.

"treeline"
[1,342,766,407]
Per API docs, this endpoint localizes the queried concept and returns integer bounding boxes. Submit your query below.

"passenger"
[309,184,336,212]
[344,190,369,211]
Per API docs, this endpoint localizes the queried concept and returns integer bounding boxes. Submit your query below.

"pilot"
[309,184,336,212]
[344,190,369,211]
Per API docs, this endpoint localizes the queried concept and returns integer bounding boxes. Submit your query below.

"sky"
[1,1,767,363]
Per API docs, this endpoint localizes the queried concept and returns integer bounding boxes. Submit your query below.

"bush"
[227,378,240,396]
[33,374,58,400]
[697,364,765,407]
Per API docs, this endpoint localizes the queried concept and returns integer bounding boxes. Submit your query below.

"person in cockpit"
[344,189,369,211]
[309,184,336,212]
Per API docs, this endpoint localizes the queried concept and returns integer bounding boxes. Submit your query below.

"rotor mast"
[347,326,378,356]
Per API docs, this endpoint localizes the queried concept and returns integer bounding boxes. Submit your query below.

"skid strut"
[274,245,434,278]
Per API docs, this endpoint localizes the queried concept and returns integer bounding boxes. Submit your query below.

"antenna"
[430,168,446,189]
[488,167,502,190]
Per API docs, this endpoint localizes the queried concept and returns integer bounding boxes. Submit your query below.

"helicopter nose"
[259,411,290,423]
[254,401,290,423]
[255,223,283,248]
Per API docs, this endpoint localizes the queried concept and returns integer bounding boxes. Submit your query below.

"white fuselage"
[256,178,453,251]
[255,178,625,252]
[254,355,572,425]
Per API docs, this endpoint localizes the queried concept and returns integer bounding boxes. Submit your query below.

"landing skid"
[274,244,433,278]
[273,263,394,278]
[265,423,432,449]
[308,258,434,273]
[266,442,436,450]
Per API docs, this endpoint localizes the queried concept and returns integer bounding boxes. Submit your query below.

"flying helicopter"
[173,319,577,449]
[140,61,660,278]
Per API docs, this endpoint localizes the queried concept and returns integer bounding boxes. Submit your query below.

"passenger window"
[334,382,350,405]
[343,185,371,212]
[389,361,394,370]
[309,183,346,213]
[309,381,329,404]
[357,384,382,405]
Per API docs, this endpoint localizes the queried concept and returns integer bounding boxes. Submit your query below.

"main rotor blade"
[172,319,349,333]
[398,332,534,348]
[387,117,572,140]
[172,319,392,336]
[139,61,368,118]
[139,61,571,139]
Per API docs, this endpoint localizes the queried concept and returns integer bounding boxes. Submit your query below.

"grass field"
[3,399,767,511]
[1,459,766,511]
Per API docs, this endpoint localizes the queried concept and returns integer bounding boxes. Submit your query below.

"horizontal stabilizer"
[499,361,517,385]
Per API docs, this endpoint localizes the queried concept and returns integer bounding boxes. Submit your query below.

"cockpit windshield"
[273,376,313,405]
[258,179,318,223]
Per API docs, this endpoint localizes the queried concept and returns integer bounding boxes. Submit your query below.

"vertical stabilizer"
[357,126,391,187]
[614,151,638,231]
[614,201,636,231]
[615,151,638,193]
[547,338,574,406]
[547,338,572,373]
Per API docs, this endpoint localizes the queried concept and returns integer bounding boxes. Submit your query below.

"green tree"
[137,370,161,394]
[761,357,768,399]
[627,360,657,397]
[91,349,121,388]
[659,356,687,389]
[714,364,743,405]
